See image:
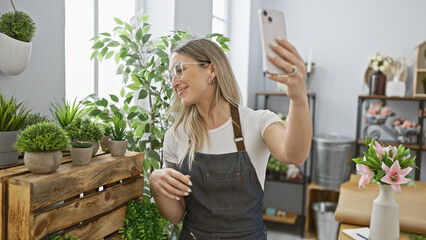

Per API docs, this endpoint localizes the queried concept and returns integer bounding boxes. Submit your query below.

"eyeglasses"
[166,62,210,82]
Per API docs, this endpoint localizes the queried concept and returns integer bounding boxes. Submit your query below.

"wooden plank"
[104,232,123,240]
[33,177,143,239]
[8,183,34,240]
[0,183,5,239]
[65,205,127,240]
[10,152,144,210]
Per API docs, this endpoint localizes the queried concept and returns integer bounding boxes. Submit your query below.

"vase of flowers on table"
[353,136,418,240]
[365,100,394,125]
[368,53,392,95]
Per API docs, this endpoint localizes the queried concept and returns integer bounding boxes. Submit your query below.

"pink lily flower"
[372,141,386,160]
[356,162,374,189]
[381,161,412,194]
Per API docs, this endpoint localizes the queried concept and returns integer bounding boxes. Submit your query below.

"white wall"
[0,0,65,117]
[174,0,212,36]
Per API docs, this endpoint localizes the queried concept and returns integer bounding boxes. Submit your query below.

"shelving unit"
[255,91,316,238]
[413,40,426,97]
[355,95,426,180]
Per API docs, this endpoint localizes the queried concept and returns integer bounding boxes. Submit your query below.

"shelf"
[265,176,308,185]
[255,91,315,97]
[417,68,426,72]
[262,212,298,224]
[358,95,426,101]
[356,139,424,150]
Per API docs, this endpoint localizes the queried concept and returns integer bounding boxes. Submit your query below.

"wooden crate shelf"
[1,151,144,240]
[262,212,298,225]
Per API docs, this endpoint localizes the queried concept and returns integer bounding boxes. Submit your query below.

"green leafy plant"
[0,4,36,42]
[71,141,93,148]
[0,92,32,131]
[22,113,50,130]
[14,122,70,152]
[421,75,426,85]
[119,200,168,240]
[44,233,79,240]
[102,123,112,136]
[50,98,86,128]
[266,156,288,172]
[65,118,103,142]
[409,233,426,240]
[111,114,126,141]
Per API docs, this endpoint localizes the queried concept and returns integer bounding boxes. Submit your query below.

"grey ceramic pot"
[0,130,20,165]
[24,151,63,174]
[92,141,99,156]
[108,139,128,157]
[71,147,92,166]
[100,136,111,151]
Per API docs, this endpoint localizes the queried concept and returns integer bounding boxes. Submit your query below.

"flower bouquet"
[392,118,420,143]
[369,53,392,72]
[353,136,418,240]
[365,100,394,124]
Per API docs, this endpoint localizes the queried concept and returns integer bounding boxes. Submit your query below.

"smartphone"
[258,9,287,75]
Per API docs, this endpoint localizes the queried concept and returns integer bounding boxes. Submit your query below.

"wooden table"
[338,223,411,240]
[1,151,144,240]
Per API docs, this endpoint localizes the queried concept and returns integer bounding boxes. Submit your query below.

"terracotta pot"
[71,147,92,166]
[108,139,128,157]
[24,151,62,174]
[0,130,20,165]
[100,136,111,151]
[92,141,99,156]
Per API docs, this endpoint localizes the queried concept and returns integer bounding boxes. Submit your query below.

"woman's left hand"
[267,38,307,102]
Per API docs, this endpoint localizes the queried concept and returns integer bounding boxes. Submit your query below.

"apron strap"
[230,104,246,151]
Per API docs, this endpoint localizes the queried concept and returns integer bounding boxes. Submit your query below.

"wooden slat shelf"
[358,95,426,101]
[356,139,424,150]
[262,212,298,225]
[256,91,315,97]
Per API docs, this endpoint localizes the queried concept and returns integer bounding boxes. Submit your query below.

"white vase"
[369,185,399,240]
[385,77,405,97]
[0,33,32,75]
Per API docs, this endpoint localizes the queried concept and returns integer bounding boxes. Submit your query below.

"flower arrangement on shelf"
[388,55,412,81]
[353,136,417,194]
[365,100,395,124]
[392,118,421,143]
[368,53,392,73]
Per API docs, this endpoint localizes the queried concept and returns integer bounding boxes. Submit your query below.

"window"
[212,0,227,35]
[65,0,136,101]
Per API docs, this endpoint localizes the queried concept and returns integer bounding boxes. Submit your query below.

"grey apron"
[177,104,267,240]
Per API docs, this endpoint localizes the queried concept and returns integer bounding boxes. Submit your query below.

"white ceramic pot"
[0,130,20,165]
[71,147,92,166]
[108,139,128,157]
[24,151,63,174]
[369,185,399,240]
[385,77,405,97]
[0,33,32,75]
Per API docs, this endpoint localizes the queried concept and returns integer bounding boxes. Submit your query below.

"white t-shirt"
[163,105,282,189]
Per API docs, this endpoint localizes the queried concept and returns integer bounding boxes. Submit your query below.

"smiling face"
[169,53,216,107]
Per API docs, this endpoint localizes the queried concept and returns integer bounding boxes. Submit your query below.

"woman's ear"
[209,63,216,80]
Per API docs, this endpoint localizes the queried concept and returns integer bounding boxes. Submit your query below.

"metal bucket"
[313,134,355,190]
[312,202,339,240]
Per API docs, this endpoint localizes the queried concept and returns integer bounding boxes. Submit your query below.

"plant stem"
[10,0,16,11]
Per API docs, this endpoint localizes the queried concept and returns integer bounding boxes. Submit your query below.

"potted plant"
[65,118,103,156]
[0,92,31,165]
[22,112,50,130]
[70,141,93,166]
[50,98,86,128]
[0,0,36,75]
[100,123,112,151]
[421,75,426,94]
[109,114,127,157]
[14,122,70,173]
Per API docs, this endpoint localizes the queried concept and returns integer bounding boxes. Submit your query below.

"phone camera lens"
[263,10,267,16]
[268,16,272,22]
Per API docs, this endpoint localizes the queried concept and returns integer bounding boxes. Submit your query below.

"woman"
[149,38,312,239]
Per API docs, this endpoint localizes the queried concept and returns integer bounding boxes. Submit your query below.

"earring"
[208,77,214,84]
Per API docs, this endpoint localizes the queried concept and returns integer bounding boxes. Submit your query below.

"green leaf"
[110,94,119,103]
[90,51,97,60]
[141,14,150,22]
[95,98,108,107]
[114,52,120,64]
[92,41,104,49]
[125,96,133,104]
[125,22,133,32]
[114,18,123,25]
[105,51,114,60]
[138,90,148,100]
[107,41,120,47]
[151,159,160,169]
[143,158,151,172]
[131,74,142,85]
[89,109,102,117]
[142,34,151,44]
[129,106,138,113]
[127,111,138,120]
[148,150,160,162]
[100,32,111,37]
[135,125,144,138]
[135,28,143,42]
[375,170,386,181]
[119,35,131,43]
[127,83,140,91]
[110,104,120,114]
[123,103,129,112]
[90,35,100,41]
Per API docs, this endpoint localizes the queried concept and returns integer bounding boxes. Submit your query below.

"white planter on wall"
[0,33,32,75]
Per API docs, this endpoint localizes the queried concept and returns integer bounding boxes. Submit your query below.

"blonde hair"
[168,39,240,168]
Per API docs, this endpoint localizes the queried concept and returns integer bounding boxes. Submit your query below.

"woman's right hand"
[149,168,192,200]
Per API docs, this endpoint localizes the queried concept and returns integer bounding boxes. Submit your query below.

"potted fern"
[0,0,36,75]
[14,122,70,173]
[0,92,31,165]
[109,114,127,157]
[65,118,103,156]
[70,141,93,166]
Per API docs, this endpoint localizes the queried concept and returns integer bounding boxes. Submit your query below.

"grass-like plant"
[111,114,126,141]
[65,118,103,142]
[0,9,36,42]
[0,92,32,131]
[22,113,50,130]
[14,122,70,152]
[50,98,86,128]
[102,123,113,137]
[71,141,93,148]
